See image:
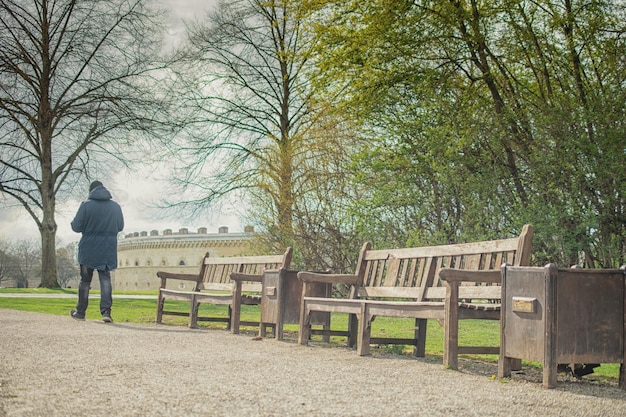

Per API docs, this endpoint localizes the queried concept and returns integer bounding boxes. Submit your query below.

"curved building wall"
[112,227,253,291]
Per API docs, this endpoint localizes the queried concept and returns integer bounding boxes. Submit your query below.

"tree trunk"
[39,222,59,288]
[39,165,59,288]
[277,137,294,241]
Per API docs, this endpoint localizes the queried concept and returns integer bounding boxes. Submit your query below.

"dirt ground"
[1,309,625,417]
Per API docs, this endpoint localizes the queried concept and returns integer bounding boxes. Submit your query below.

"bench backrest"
[355,224,533,301]
[197,247,293,292]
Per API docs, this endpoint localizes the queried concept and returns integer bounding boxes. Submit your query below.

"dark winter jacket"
[71,185,124,270]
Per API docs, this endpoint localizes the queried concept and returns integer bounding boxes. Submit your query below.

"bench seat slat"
[158,289,197,301]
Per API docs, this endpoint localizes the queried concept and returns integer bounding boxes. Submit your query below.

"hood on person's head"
[88,181,112,201]
[89,180,103,192]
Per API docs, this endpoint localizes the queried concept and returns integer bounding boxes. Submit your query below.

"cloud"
[0,169,241,246]
[159,0,217,49]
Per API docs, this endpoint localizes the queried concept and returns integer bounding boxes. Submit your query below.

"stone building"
[112,226,254,291]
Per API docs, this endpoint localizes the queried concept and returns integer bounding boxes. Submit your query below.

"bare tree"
[170,0,321,244]
[5,239,40,288]
[0,0,173,287]
[56,244,78,288]
[0,239,12,286]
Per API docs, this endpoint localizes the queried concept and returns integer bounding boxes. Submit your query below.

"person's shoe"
[102,312,113,323]
[70,310,85,320]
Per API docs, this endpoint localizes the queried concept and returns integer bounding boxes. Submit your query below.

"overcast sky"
[0,0,240,246]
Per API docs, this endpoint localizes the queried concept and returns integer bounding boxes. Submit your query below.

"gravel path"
[1,308,626,417]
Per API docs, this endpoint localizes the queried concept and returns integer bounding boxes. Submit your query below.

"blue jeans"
[76,265,112,316]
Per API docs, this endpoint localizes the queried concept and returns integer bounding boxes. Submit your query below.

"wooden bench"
[156,247,292,332]
[298,225,533,369]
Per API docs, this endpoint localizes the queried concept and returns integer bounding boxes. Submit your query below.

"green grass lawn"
[0,288,620,383]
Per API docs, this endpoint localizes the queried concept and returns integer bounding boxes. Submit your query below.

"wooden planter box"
[498,264,625,389]
[260,268,330,340]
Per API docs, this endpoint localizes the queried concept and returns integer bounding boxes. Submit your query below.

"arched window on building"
[179,260,185,266]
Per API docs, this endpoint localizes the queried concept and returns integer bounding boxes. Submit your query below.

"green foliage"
[303,0,626,267]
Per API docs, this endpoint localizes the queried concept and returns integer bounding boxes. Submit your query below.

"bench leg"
[321,312,331,343]
[498,355,513,378]
[231,284,242,333]
[189,296,199,329]
[298,303,311,345]
[156,293,164,324]
[543,344,557,389]
[259,323,275,338]
[276,314,284,340]
[347,313,358,348]
[227,305,233,331]
[498,356,523,378]
[443,279,460,368]
[357,303,371,356]
[412,318,427,357]
[543,363,557,389]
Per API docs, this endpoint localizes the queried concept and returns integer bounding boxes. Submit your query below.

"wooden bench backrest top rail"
[355,224,533,301]
[199,256,285,286]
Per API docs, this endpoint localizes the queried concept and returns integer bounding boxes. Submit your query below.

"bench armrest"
[156,271,201,289]
[298,271,359,286]
[438,268,501,284]
[156,271,200,281]
[230,272,263,283]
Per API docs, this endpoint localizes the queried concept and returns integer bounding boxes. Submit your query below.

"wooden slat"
[424,287,445,299]
[464,254,481,270]
[359,287,423,299]
[362,237,519,261]
[411,258,422,288]
[399,258,410,287]
[434,257,445,280]
[385,258,401,287]
[374,260,387,287]
[203,254,285,266]
[458,286,501,299]
[200,283,232,292]
[363,260,374,287]
[365,300,445,320]
[424,285,501,300]
[158,289,196,301]
[241,283,263,292]
[215,264,226,283]
[492,252,502,269]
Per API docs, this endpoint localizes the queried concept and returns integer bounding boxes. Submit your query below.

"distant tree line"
[0,239,78,288]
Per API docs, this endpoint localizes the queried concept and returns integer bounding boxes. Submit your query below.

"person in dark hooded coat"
[70,181,124,322]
